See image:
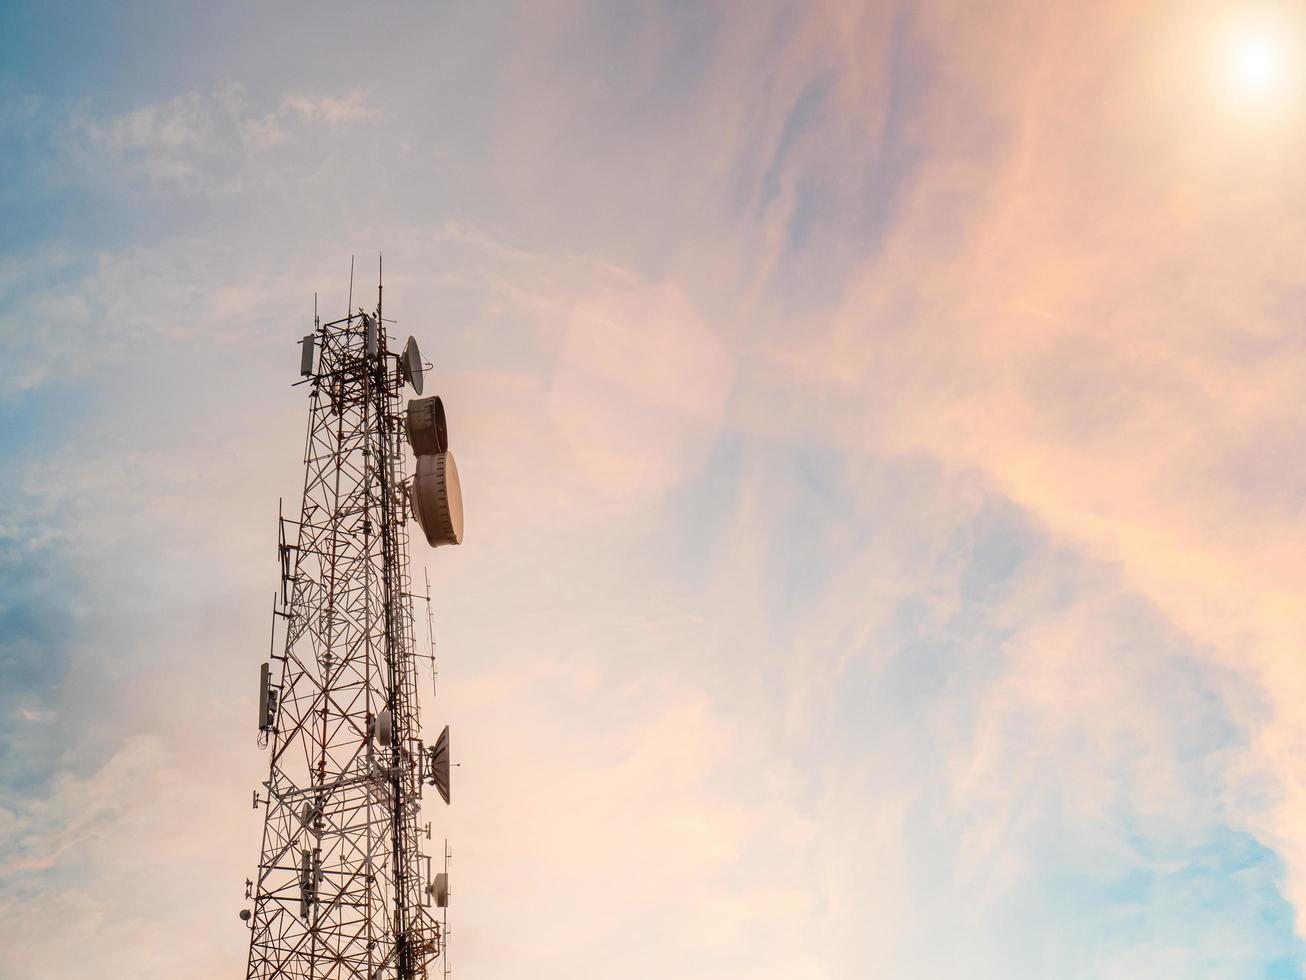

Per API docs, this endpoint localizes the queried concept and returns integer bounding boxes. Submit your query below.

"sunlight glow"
[1230,32,1283,96]
[1232,34,1285,93]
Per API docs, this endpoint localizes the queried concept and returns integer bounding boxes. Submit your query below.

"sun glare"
[1233,34,1281,93]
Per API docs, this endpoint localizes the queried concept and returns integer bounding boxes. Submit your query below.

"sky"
[2,1,1306,977]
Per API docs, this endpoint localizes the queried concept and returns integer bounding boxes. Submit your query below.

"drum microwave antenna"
[241,260,464,980]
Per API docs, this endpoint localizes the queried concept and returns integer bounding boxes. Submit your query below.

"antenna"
[409,452,464,547]
[425,567,438,701]
[425,725,451,805]
[441,840,453,980]
[400,336,425,395]
[406,395,448,455]
[243,259,464,979]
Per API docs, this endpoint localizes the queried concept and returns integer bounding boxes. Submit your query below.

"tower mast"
[244,265,462,979]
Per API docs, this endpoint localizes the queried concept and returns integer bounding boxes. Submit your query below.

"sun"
[1232,33,1281,94]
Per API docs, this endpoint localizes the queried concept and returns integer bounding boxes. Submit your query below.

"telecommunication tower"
[241,263,464,980]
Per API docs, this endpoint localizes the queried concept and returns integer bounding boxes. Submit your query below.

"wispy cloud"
[281,91,379,126]
[58,84,380,196]
[3,1,1305,977]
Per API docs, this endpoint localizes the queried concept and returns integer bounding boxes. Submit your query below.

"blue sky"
[3,1,1306,977]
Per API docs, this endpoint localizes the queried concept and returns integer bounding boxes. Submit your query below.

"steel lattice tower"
[243,271,457,980]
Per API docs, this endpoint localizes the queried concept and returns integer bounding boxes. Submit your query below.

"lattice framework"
[245,287,442,980]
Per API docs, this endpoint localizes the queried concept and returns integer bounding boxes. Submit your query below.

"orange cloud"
[762,0,1306,919]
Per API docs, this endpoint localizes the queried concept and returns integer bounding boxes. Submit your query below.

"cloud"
[0,734,253,978]
[281,91,379,126]
[59,84,380,196]
[749,0,1306,931]
[4,1,1306,976]
[724,446,1299,976]
[548,275,734,497]
[15,706,57,723]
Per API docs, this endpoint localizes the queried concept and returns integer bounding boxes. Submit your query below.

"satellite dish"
[400,336,425,395]
[409,452,463,547]
[376,709,394,746]
[428,725,450,805]
[406,396,448,455]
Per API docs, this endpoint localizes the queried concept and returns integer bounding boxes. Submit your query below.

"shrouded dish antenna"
[407,396,448,455]
[401,336,425,395]
[409,452,463,547]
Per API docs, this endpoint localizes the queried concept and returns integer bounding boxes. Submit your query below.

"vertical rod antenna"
[425,567,437,700]
[347,255,355,320]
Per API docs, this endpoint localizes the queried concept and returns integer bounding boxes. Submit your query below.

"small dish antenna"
[425,724,451,805]
[406,396,449,455]
[409,452,463,547]
[400,336,425,395]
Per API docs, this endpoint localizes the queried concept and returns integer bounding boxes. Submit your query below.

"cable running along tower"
[242,264,464,980]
